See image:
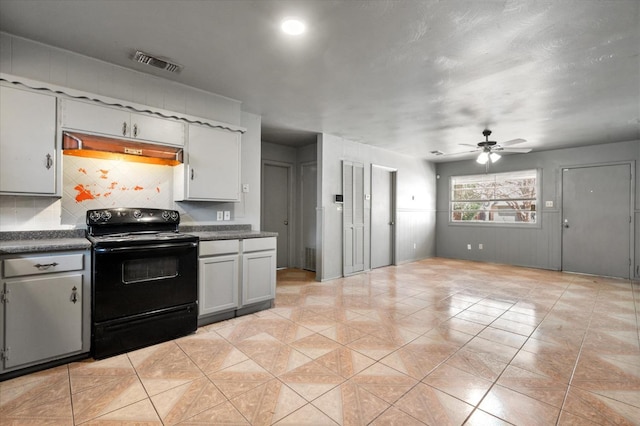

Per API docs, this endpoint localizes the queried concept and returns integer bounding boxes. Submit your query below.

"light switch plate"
[224,211,231,220]
[216,211,223,221]
[242,184,249,193]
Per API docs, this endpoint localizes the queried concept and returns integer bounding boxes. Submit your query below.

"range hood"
[63,132,183,166]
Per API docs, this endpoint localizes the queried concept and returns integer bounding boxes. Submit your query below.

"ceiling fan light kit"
[440,129,530,169]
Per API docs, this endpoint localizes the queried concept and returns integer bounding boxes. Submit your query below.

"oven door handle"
[94,241,198,253]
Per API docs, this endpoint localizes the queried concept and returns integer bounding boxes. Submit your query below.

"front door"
[262,162,291,268]
[562,164,632,278]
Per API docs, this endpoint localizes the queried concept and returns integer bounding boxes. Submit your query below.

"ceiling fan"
[440,129,531,165]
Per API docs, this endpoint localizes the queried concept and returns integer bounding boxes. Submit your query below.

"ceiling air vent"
[133,50,182,73]
[430,150,445,156]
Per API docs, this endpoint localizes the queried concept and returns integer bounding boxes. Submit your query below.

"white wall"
[318,134,436,281]
[0,33,261,230]
[435,139,640,278]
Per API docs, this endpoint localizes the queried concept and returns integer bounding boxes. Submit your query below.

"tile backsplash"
[0,154,227,231]
[61,155,174,227]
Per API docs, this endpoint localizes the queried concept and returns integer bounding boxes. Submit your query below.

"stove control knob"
[100,211,112,221]
[170,211,179,221]
[161,210,171,221]
[132,209,143,219]
[89,211,101,222]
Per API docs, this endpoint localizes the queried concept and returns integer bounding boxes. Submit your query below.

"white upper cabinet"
[0,85,58,196]
[61,99,185,146]
[174,124,241,202]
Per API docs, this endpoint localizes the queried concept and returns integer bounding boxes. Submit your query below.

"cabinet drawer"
[199,240,240,257]
[3,254,85,278]
[243,237,276,253]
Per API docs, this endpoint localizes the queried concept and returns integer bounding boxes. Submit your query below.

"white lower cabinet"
[1,251,90,374]
[4,274,83,368]
[198,240,240,316]
[198,237,276,322]
[242,238,277,306]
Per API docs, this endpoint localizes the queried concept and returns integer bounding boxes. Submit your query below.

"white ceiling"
[0,0,638,160]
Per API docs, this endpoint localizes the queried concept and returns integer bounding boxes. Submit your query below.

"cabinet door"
[187,125,241,201]
[0,86,57,195]
[62,99,131,138]
[131,113,185,146]
[199,254,239,316]
[242,251,276,306]
[4,274,83,368]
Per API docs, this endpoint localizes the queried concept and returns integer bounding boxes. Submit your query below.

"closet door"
[343,161,365,275]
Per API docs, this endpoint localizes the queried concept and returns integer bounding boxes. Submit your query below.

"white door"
[562,164,632,278]
[262,162,291,268]
[301,162,317,271]
[371,165,395,269]
[343,161,365,275]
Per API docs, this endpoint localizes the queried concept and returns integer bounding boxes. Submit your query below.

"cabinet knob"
[190,168,195,180]
[45,153,53,170]
[133,124,138,137]
[122,121,128,136]
[71,286,78,304]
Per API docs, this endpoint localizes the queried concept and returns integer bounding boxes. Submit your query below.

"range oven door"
[92,240,198,323]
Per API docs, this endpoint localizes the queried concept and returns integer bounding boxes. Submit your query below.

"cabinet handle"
[190,168,195,180]
[71,286,78,304]
[133,123,138,137]
[122,121,128,136]
[45,154,53,170]
[33,262,59,270]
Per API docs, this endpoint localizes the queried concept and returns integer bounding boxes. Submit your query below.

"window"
[450,169,538,224]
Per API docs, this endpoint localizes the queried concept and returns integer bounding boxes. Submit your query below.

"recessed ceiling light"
[281,18,306,35]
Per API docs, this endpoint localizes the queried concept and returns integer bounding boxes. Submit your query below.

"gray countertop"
[0,230,91,255]
[191,230,277,241]
[0,226,276,255]
[0,238,92,254]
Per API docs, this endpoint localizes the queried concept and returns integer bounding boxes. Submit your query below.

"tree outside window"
[450,170,538,224]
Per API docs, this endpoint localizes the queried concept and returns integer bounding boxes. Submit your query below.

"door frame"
[559,160,635,278]
[370,164,397,268]
[261,160,295,269]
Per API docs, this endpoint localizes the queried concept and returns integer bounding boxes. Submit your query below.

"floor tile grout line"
[460,279,574,426]
[14,263,632,426]
[553,278,599,426]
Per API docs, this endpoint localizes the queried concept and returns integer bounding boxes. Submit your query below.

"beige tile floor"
[1,258,639,425]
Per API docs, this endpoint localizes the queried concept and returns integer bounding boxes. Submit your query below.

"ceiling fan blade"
[499,138,527,146]
[440,149,479,157]
[495,147,532,153]
[459,143,479,148]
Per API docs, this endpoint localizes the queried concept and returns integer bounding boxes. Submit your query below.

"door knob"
[563,219,569,228]
[284,220,289,225]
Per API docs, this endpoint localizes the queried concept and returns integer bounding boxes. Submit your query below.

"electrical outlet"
[242,184,250,193]
[479,243,483,250]
[467,244,472,250]
[413,243,417,249]
[545,201,554,208]
[216,211,223,221]
[224,211,231,220]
